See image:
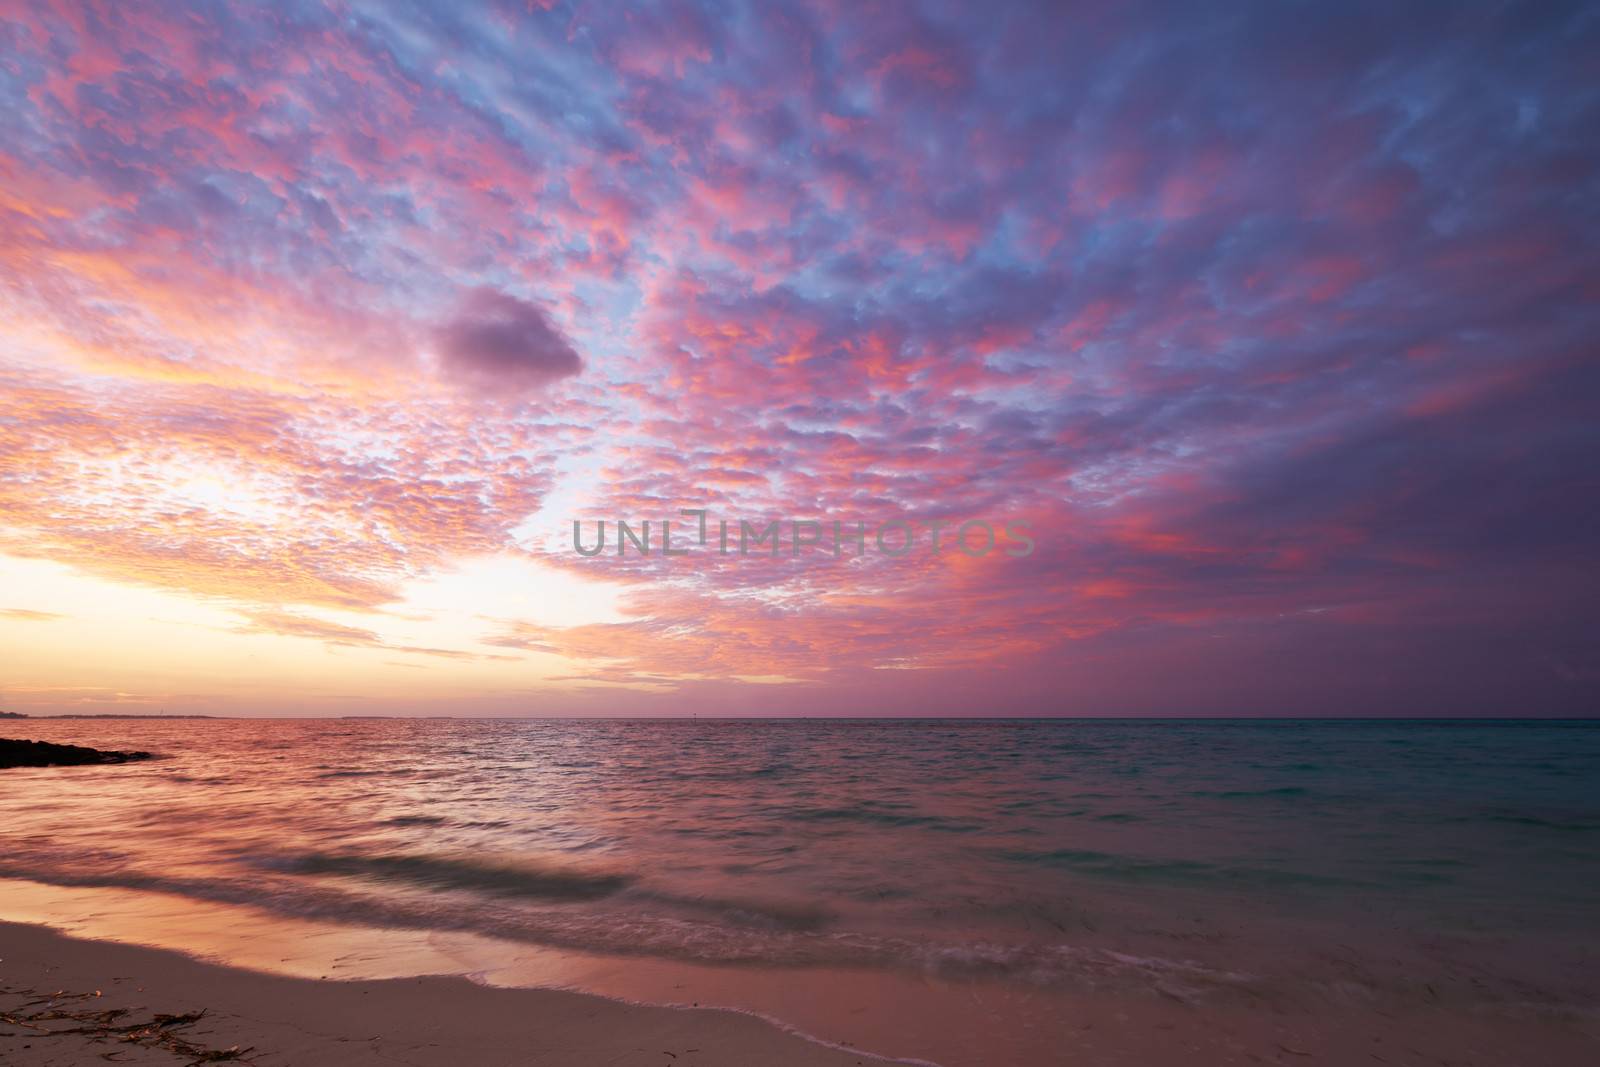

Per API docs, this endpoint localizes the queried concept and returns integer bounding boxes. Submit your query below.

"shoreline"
[4,890,1597,1067]
[0,920,894,1067]
[3,721,1597,1066]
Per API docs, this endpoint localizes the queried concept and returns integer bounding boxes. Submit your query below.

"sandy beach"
[0,921,877,1067]
[6,915,1598,1067]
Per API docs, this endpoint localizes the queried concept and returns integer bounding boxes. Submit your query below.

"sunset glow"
[2,1,1596,716]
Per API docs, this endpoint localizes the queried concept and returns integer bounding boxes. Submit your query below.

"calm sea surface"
[3,718,1598,1016]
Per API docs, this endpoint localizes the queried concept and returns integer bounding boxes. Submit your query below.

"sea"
[2,717,1597,1063]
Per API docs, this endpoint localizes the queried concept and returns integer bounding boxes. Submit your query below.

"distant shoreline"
[0,713,215,719]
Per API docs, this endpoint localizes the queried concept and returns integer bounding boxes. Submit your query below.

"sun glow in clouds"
[0,1,1594,716]
[393,554,629,633]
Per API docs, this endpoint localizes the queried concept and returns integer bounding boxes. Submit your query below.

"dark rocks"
[0,738,155,768]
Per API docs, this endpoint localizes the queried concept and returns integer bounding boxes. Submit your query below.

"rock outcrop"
[0,738,155,768]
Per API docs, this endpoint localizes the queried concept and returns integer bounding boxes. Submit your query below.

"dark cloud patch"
[434,288,583,392]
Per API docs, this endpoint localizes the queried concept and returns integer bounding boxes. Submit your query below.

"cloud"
[434,289,583,392]
[236,611,380,645]
[1,0,1596,715]
[234,610,508,662]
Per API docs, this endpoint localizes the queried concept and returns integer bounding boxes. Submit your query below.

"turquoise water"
[2,718,1597,1005]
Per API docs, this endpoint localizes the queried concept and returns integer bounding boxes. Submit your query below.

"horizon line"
[6,713,1597,722]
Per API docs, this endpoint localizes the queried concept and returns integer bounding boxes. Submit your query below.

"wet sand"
[5,915,1597,1067]
[0,921,881,1067]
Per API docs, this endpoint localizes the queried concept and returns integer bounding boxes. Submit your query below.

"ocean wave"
[1469,811,1600,832]
[1198,786,1311,799]
[785,806,980,832]
[998,848,1358,888]
[626,888,833,932]
[269,848,836,932]
[0,862,1251,999]
[273,851,633,901]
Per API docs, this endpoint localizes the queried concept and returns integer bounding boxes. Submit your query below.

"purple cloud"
[435,289,583,391]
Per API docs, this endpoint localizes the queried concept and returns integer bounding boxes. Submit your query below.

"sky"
[1,0,1597,718]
